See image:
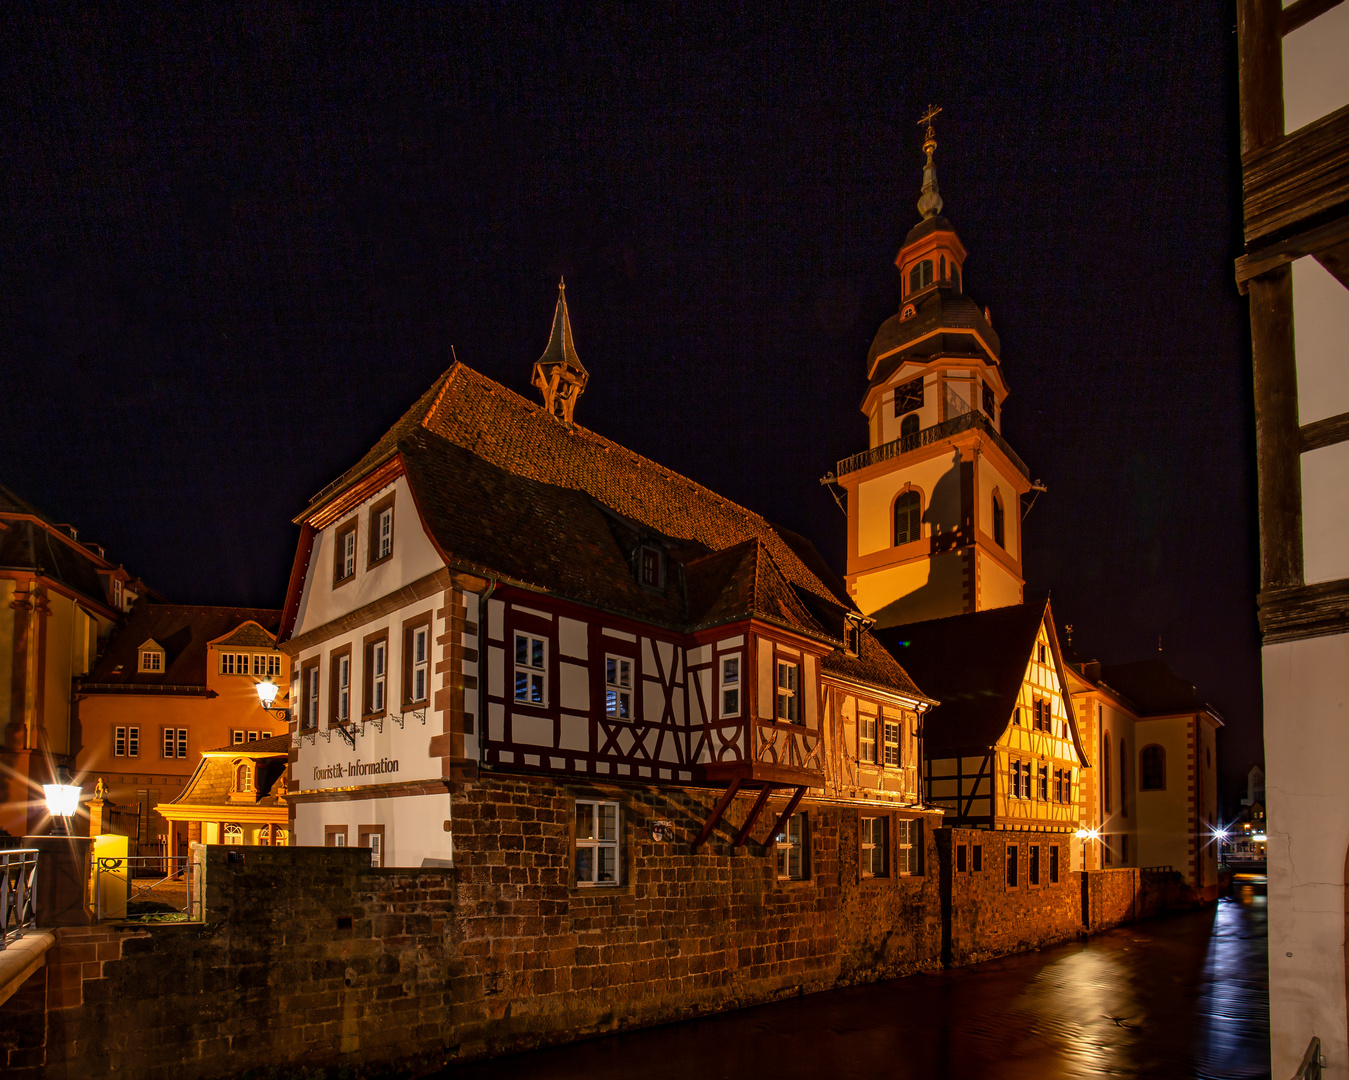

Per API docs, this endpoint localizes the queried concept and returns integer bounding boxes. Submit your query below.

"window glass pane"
[515,635,527,665]
[724,657,738,683]
[530,673,543,703]
[606,657,617,685]
[515,671,528,700]
[723,688,738,714]
[576,848,594,883]
[597,847,616,883]
[598,804,616,841]
[576,803,595,840]
[531,639,544,669]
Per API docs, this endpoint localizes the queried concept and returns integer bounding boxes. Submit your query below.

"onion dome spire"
[916,104,944,220]
[531,278,589,423]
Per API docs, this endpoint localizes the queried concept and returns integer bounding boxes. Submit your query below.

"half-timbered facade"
[278,286,938,869]
[877,601,1087,841]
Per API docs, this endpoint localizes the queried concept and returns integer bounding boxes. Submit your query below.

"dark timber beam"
[762,787,807,850]
[691,778,741,850]
[734,786,775,847]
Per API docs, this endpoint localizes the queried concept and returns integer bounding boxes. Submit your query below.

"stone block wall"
[940,827,1082,966]
[1,774,1192,1079]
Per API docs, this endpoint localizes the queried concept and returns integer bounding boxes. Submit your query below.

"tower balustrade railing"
[834,410,1030,481]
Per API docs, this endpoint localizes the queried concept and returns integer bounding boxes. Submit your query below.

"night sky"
[1,5,1260,796]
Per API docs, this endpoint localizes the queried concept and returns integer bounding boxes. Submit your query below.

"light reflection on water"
[439,890,1269,1080]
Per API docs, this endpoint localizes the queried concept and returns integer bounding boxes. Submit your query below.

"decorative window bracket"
[392,708,427,730]
[336,725,356,749]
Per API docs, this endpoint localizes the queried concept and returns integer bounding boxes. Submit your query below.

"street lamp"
[255,677,290,722]
[43,765,82,836]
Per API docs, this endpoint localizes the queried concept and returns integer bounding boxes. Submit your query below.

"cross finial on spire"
[916,104,944,220]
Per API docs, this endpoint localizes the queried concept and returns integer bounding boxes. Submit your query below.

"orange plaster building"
[74,604,288,854]
[157,733,291,850]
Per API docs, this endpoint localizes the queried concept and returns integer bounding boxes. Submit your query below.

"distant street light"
[43,765,82,836]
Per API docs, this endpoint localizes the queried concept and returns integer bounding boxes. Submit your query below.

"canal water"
[443,883,1269,1080]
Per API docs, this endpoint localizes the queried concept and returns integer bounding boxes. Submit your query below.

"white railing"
[94,855,196,922]
[1292,1036,1324,1080]
[0,848,39,947]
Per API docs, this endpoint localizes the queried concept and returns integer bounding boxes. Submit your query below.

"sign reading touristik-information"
[311,757,401,784]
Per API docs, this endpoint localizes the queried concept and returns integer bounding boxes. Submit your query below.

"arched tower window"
[992,490,1005,548]
[940,254,947,280]
[1140,745,1166,790]
[894,490,922,546]
[908,260,934,293]
[900,413,920,440]
[952,265,961,293]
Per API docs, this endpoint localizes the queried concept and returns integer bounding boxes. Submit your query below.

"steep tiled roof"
[821,632,932,704]
[1098,658,1221,720]
[85,604,282,689]
[0,517,109,608]
[875,602,1049,755]
[168,747,289,808]
[203,733,292,755]
[214,623,277,648]
[309,362,927,699]
[866,286,1001,378]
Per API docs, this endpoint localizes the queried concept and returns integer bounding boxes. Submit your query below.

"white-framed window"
[605,655,632,719]
[411,626,430,703]
[235,763,252,792]
[897,817,921,875]
[335,654,351,722]
[883,718,901,767]
[139,649,163,673]
[252,653,282,677]
[719,654,741,717]
[247,731,261,742]
[341,528,356,579]
[775,660,799,723]
[514,632,546,706]
[112,578,123,609]
[162,728,188,759]
[232,730,245,746]
[775,812,807,880]
[223,823,243,844]
[860,816,888,878]
[376,506,393,561]
[302,662,320,729]
[575,799,620,886]
[859,713,877,764]
[371,641,387,713]
[114,726,139,757]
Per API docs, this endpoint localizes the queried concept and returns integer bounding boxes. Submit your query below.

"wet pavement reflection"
[441,884,1269,1080]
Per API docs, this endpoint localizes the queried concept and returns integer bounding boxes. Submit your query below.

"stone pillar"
[21,835,93,926]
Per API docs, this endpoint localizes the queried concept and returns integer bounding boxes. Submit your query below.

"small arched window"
[223,824,243,845]
[940,254,947,280]
[1140,745,1166,790]
[894,490,922,546]
[235,762,252,793]
[908,260,934,293]
[900,413,920,440]
[992,490,1005,548]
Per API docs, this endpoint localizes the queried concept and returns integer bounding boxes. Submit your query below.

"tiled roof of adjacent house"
[1097,658,1222,720]
[167,745,289,808]
[306,362,926,700]
[202,733,292,755]
[874,601,1050,755]
[84,604,282,689]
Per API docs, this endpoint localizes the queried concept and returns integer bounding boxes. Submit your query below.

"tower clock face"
[894,376,924,415]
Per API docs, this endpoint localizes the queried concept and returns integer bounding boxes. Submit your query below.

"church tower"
[831,109,1034,628]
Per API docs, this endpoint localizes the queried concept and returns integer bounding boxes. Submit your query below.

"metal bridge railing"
[1292,1036,1324,1080]
[0,848,39,948]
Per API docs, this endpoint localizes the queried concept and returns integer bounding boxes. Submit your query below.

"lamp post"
[43,765,82,836]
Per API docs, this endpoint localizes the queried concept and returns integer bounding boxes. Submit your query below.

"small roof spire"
[916,104,943,220]
[531,279,589,423]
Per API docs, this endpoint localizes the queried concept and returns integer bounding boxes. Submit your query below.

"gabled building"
[0,483,153,835]
[75,603,287,854]
[876,600,1087,838]
[279,284,938,871]
[156,733,291,852]
[1065,654,1223,889]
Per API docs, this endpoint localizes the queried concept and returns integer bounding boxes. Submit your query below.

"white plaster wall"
[855,550,966,627]
[856,452,961,557]
[977,552,1022,612]
[1133,717,1192,880]
[875,371,940,447]
[1264,631,1349,1080]
[977,454,1018,559]
[295,476,446,635]
[1283,3,1349,134]
[294,790,452,868]
[1302,442,1349,584]
[293,592,446,792]
[1292,257,1349,426]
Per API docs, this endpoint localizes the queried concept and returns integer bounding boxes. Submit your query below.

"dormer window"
[138,639,166,673]
[843,616,866,657]
[900,303,917,322]
[112,578,124,610]
[908,259,934,293]
[638,546,665,591]
[235,762,253,793]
